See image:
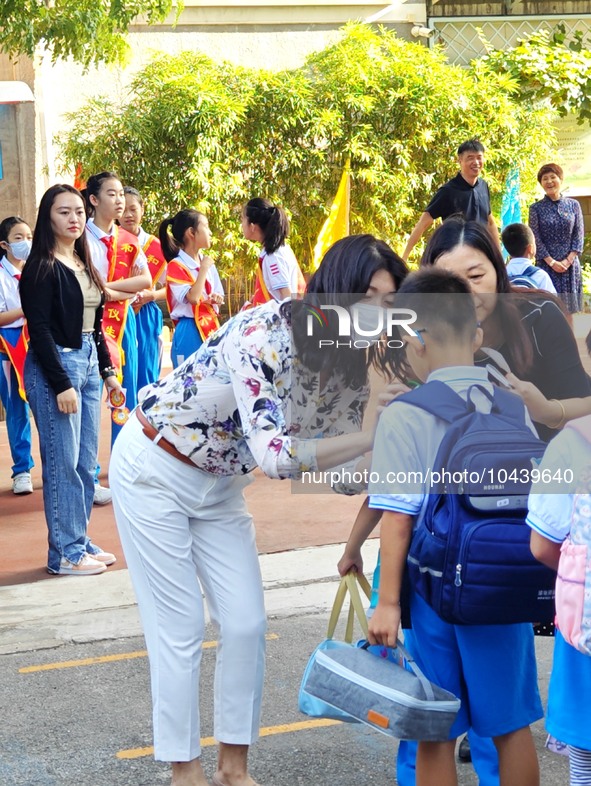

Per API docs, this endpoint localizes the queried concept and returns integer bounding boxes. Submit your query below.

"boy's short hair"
[457,138,485,156]
[501,223,535,258]
[396,269,478,344]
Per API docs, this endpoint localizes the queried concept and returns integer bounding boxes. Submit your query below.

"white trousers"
[109,414,267,761]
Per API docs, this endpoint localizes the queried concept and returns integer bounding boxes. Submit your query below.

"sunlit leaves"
[59,22,555,291]
[0,0,176,68]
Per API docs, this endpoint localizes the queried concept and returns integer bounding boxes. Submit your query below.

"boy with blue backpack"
[367,268,544,786]
[502,223,556,293]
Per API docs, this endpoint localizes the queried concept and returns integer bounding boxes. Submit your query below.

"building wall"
[0,56,39,223]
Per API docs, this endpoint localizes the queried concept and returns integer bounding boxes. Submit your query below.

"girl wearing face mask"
[160,209,224,368]
[0,216,35,494]
[19,186,122,575]
[120,187,167,388]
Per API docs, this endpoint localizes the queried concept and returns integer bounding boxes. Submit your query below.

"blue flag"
[501,167,521,230]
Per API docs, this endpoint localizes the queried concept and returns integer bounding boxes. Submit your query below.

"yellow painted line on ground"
[116,719,341,760]
[19,633,279,674]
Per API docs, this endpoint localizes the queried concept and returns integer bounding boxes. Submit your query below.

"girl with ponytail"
[241,198,305,308]
[160,209,224,368]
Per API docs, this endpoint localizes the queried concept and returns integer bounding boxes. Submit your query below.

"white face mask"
[350,303,386,343]
[8,239,32,261]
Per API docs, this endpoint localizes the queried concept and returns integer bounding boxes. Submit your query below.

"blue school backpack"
[507,264,538,289]
[400,380,556,625]
[555,417,591,655]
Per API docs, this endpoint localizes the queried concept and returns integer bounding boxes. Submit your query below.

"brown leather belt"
[136,408,195,468]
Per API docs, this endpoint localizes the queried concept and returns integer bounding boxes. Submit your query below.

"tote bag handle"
[327,572,372,642]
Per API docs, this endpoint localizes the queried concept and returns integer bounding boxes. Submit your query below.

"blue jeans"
[0,328,34,476]
[25,335,102,572]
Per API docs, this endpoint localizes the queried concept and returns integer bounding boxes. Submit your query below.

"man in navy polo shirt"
[402,139,500,261]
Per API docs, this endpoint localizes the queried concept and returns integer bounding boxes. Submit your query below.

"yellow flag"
[312,160,351,270]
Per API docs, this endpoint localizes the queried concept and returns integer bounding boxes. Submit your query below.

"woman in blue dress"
[528,163,584,313]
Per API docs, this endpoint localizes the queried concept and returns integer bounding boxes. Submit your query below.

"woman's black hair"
[0,216,30,259]
[290,234,408,388]
[23,184,103,292]
[81,171,120,217]
[123,186,144,206]
[158,209,206,262]
[586,328,591,357]
[420,216,534,375]
[244,198,289,255]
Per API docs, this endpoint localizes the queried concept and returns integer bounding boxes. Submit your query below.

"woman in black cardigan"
[20,184,122,576]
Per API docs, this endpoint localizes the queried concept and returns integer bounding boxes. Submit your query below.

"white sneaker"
[50,555,107,576]
[93,484,112,506]
[89,549,117,566]
[12,472,33,495]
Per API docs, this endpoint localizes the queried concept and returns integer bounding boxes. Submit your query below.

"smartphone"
[486,363,514,389]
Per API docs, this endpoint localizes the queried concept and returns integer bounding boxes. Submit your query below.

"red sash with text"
[0,325,29,401]
[101,226,141,372]
[166,258,220,341]
[142,235,167,287]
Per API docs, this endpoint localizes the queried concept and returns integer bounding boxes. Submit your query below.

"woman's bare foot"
[214,743,259,786]
[171,757,209,786]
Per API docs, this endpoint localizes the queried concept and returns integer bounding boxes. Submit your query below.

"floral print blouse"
[139,300,368,479]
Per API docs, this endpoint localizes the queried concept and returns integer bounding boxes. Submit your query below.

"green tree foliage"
[60,23,556,301]
[0,0,176,68]
[482,24,591,124]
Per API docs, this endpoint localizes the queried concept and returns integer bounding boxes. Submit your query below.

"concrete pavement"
[0,541,380,655]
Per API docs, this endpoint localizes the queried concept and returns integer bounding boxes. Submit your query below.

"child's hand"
[337,550,363,577]
[368,602,401,648]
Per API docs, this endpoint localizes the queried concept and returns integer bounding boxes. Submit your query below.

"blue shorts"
[408,593,543,739]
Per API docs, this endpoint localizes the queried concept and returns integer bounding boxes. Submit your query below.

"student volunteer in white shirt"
[0,216,35,495]
[240,197,305,308]
[160,208,224,368]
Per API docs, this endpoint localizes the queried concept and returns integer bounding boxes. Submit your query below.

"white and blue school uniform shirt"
[0,258,25,329]
[260,245,300,300]
[0,258,33,476]
[506,257,557,294]
[85,218,149,282]
[168,248,224,368]
[369,366,498,517]
[168,248,224,320]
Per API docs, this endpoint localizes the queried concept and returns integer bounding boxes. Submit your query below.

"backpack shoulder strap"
[397,380,470,423]
[490,387,530,425]
[523,264,539,278]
